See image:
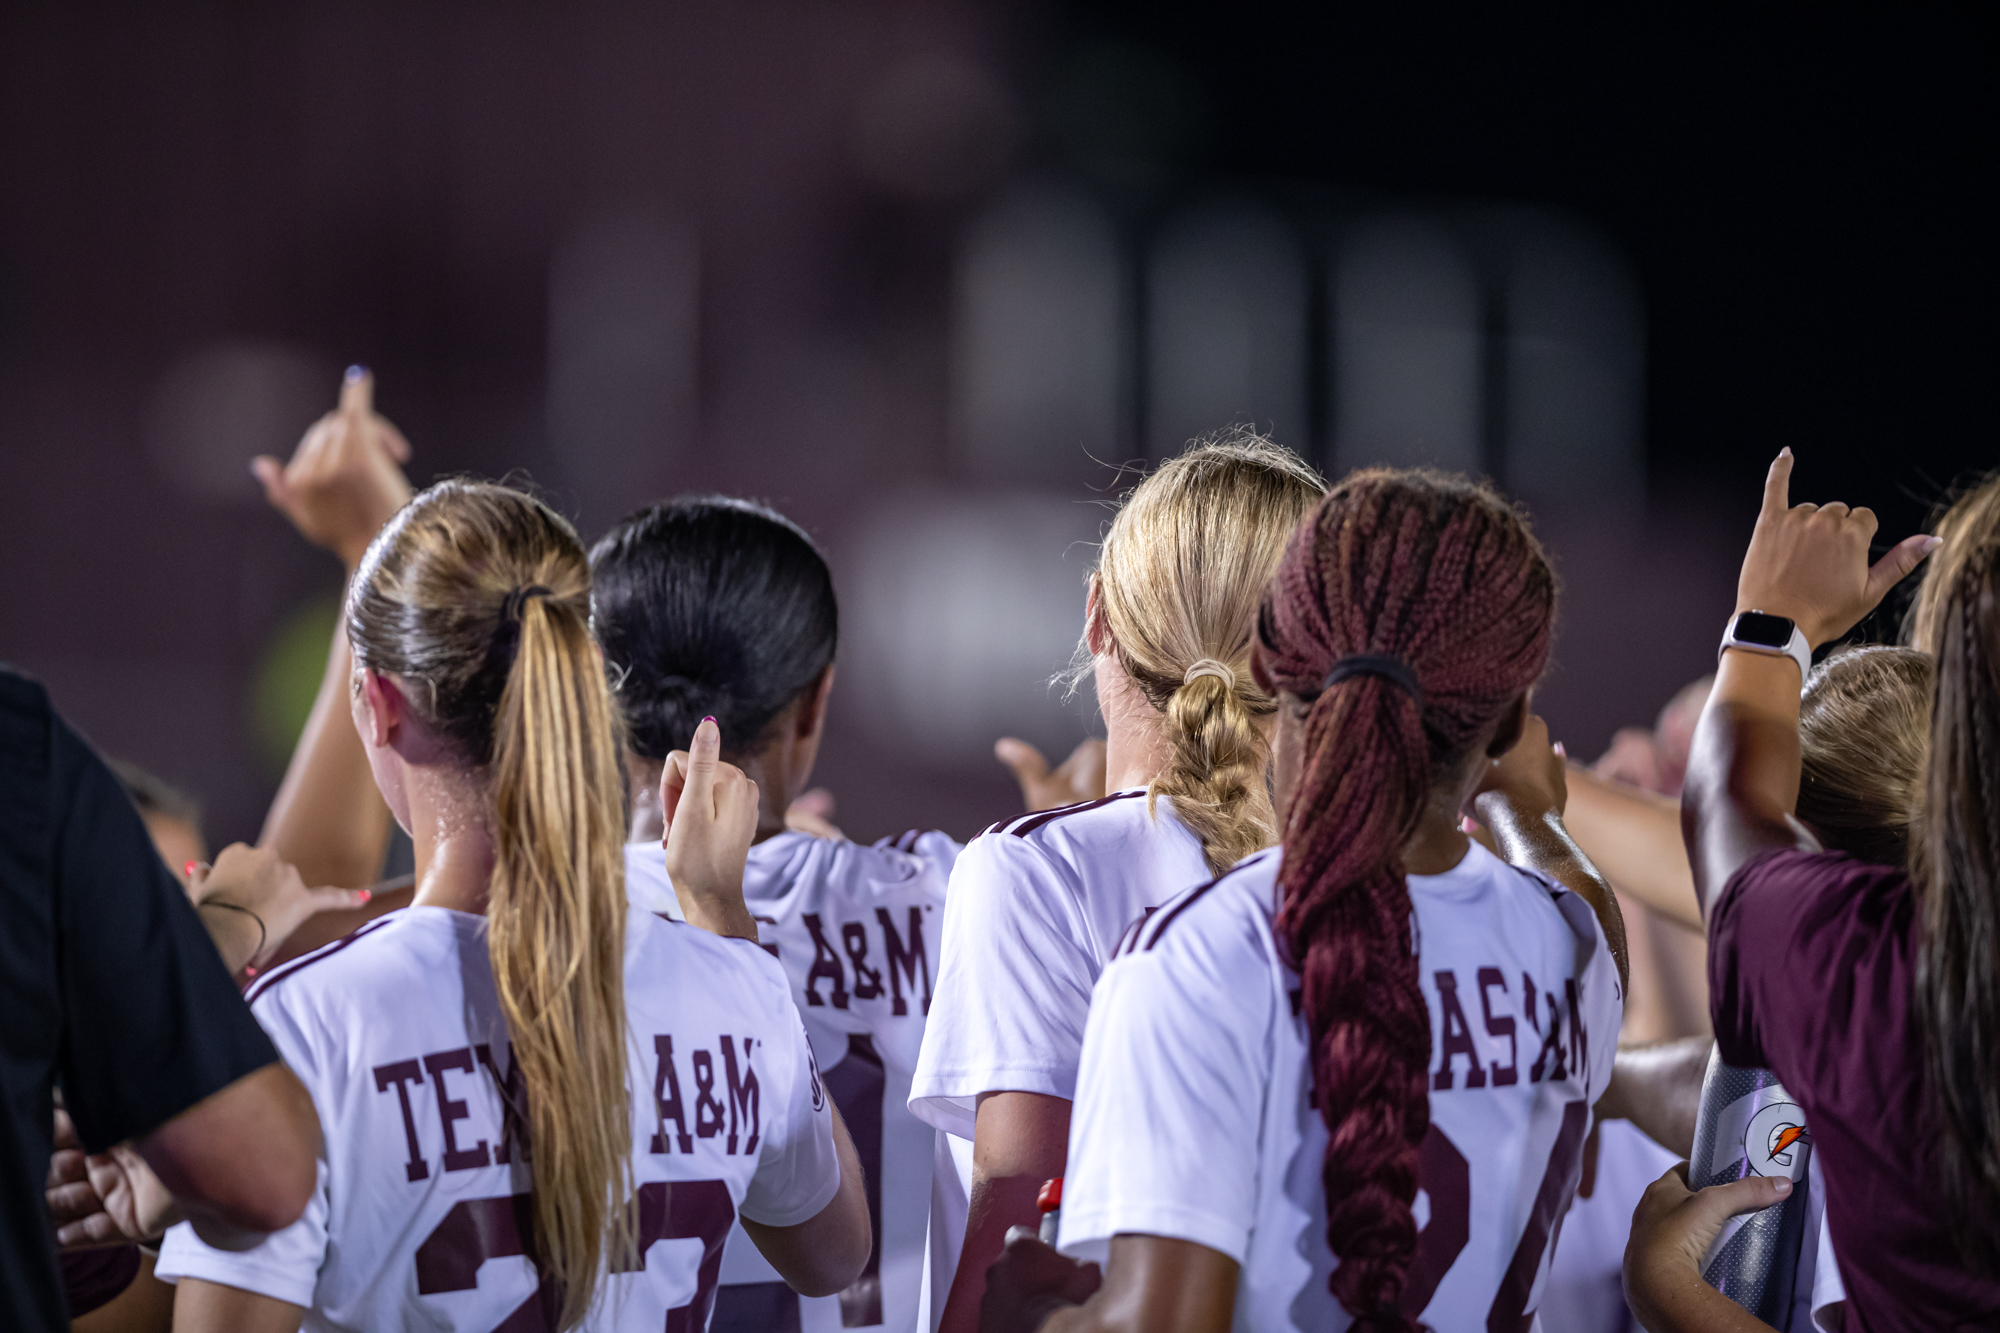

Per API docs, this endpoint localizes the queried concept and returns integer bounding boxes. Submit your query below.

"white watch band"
[1719,612,1813,682]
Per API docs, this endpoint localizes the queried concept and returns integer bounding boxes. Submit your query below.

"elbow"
[792,1218,872,1298]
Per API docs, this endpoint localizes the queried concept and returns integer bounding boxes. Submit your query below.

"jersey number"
[414,1181,736,1332]
[1399,1100,1590,1331]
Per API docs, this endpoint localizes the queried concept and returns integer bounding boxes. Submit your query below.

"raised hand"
[47,1106,180,1247]
[191,843,371,973]
[251,365,414,567]
[1735,448,1939,648]
[996,737,1108,813]
[661,717,761,940]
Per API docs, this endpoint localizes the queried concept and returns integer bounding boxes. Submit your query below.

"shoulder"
[624,906,797,1017]
[872,827,965,878]
[955,790,1163,885]
[1714,848,1916,957]
[244,910,435,1012]
[1117,849,1282,965]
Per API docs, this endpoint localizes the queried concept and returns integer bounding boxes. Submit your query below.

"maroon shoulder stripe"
[1008,789,1143,839]
[245,915,400,1005]
[1142,850,1277,951]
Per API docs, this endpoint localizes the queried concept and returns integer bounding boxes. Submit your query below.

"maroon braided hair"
[1257,470,1555,1327]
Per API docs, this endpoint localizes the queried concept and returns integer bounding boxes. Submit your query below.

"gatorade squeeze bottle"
[1687,1047,1813,1328]
[1038,1177,1063,1245]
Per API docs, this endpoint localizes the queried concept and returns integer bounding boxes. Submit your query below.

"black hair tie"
[501,584,555,623]
[1321,653,1423,704]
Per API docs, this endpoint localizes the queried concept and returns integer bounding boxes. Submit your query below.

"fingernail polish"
[347,364,367,380]
[702,715,716,725]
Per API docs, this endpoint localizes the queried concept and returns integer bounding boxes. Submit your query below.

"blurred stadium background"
[0,5,1988,851]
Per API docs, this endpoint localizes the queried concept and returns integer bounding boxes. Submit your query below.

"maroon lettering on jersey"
[801,913,850,1009]
[1477,967,1519,1087]
[1563,978,1588,1087]
[424,1047,492,1173]
[373,1059,430,1182]
[414,1192,559,1329]
[1485,1099,1589,1331]
[613,1178,735,1333]
[649,1035,694,1154]
[692,1049,726,1140]
[474,1043,525,1165]
[1400,1123,1471,1315]
[1523,972,1568,1084]
[1433,969,1487,1090]
[719,1036,761,1156]
[843,922,885,1001]
[876,905,933,1016]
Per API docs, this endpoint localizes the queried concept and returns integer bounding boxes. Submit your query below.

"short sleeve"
[909,834,1100,1137]
[153,984,330,1304]
[153,1158,329,1308]
[1707,849,1907,1076]
[1057,947,1265,1267]
[48,711,276,1151]
[738,1019,842,1228]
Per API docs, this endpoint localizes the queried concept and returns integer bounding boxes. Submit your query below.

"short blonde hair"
[1091,428,1327,874]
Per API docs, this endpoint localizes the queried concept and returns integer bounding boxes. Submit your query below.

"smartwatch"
[1719,610,1812,682]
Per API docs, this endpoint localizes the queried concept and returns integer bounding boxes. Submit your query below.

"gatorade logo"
[1743,1101,1812,1181]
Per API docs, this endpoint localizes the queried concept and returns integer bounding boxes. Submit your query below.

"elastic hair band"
[199,899,267,966]
[1320,654,1422,704]
[501,584,555,623]
[1182,658,1236,689]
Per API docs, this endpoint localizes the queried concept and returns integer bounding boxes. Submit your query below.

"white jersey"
[628,827,959,1333]
[155,904,839,1332]
[1538,1120,1678,1332]
[909,789,1209,1138]
[1059,844,1622,1333]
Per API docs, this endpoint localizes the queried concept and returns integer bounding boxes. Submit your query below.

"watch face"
[1734,611,1796,649]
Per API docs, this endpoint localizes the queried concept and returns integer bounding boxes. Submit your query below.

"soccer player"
[154,481,871,1331]
[983,469,1629,1332]
[910,432,1327,1331]
[592,496,958,1333]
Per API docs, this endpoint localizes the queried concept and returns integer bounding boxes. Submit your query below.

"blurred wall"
[1,5,1984,850]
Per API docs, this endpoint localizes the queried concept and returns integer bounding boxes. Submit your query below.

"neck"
[1097,655,1175,792]
[406,770,499,914]
[625,751,789,846]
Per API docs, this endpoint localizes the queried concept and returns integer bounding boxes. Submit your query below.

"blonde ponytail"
[490,593,633,1329]
[348,481,632,1329]
[1089,429,1326,875]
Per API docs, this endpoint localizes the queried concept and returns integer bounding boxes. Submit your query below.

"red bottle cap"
[1037,1177,1063,1213]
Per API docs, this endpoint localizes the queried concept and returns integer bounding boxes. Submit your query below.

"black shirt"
[1,668,278,1331]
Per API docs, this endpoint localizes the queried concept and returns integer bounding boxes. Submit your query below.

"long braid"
[1259,470,1555,1325]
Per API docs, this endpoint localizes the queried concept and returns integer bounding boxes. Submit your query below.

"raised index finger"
[1761,447,1794,518]
[339,364,374,418]
[680,717,722,816]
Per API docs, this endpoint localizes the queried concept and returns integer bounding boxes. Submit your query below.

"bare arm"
[1597,1037,1713,1158]
[134,1063,320,1247]
[740,1101,874,1297]
[941,1092,1074,1333]
[982,1232,1236,1333]
[1472,714,1629,995]
[1563,767,1704,931]
[172,1279,305,1333]
[254,368,412,892]
[1684,451,1936,920]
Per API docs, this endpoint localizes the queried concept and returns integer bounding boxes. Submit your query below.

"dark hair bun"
[590,496,837,760]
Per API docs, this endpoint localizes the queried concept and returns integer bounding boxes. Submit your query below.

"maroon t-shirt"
[1710,848,2000,1332]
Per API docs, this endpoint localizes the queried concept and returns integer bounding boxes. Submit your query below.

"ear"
[1084,575,1115,658]
[795,663,836,741]
[1485,691,1532,758]
[357,668,411,749]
